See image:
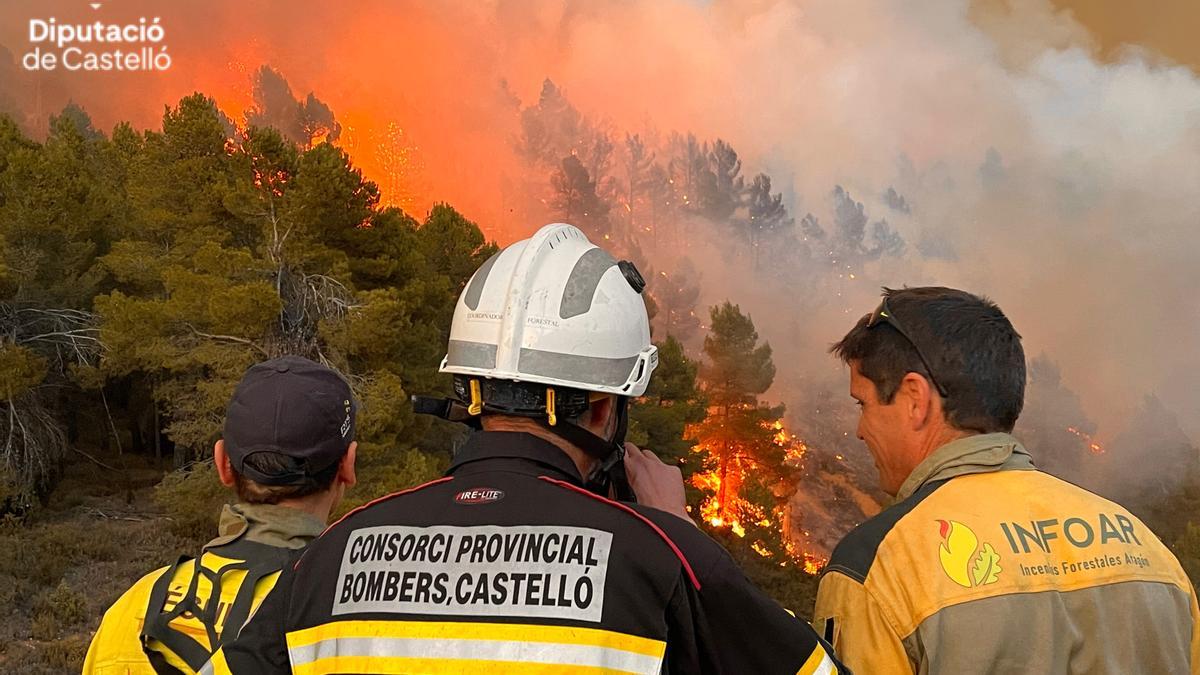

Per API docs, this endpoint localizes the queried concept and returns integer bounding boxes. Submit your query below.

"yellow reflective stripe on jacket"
[795,641,838,675]
[284,620,666,675]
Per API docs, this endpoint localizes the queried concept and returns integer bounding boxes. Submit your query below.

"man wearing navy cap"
[85,356,359,675]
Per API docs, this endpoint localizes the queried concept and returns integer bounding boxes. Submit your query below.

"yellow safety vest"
[84,503,323,674]
[83,540,290,674]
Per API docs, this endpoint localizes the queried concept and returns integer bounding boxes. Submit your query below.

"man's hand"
[623,442,696,526]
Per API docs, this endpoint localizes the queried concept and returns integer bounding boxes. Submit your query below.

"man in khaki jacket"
[84,356,358,674]
[815,286,1199,674]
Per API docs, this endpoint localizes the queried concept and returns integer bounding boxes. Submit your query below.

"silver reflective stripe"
[197,661,215,675]
[446,340,498,369]
[812,654,838,675]
[288,636,664,673]
[519,348,638,387]
[559,247,617,319]
[463,250,501,310]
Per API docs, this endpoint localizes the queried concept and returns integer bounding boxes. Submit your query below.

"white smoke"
[1,0,1196,445]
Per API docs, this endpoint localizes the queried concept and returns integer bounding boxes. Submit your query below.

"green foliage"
[343,370,451,510]
[694,301,797,520]
[0,345,48,400]
[154,461,232,539]
[345,447,447,516]
[702,301,775,407]
[75,93,496,466]
[30,581,87,640]
[689,301,808,605]
[0,95,501,648]
[628,336,706,465]
[419,203,500,293]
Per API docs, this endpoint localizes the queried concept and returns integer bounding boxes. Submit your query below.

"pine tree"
[650,258,703,346]
[246,66,341,148]
[0,91,498,511]
[517,79,587,169]
[667,132,705,219]
[701,139,745,223]
[691,302,799,536]
[741,173,793,268]
[550,155,611,240]
[1013,355,1098,487]
[0,106,112,502]
[628,336,707,467]
[621,134,655,235]
[685,301,813,610]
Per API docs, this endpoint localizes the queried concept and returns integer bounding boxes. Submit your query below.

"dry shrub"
[154,460,231,539]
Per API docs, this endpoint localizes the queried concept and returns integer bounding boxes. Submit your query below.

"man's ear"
[899,372,936,430]
[214,440,237,488]
[338,441,358,488]
[584,395,615,439]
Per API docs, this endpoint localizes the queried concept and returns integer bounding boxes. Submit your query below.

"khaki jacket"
[83,503,324,674]
[814,433,1200,674]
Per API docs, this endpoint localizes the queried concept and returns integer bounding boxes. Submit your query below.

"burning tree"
[245,66,342,148]
[1014,354,1102,488]
[689,302,804,553]
[677,301,827,611]
[94,94,494,479]
[374,121,422,211]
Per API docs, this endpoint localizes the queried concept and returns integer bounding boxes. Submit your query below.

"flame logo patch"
[937,519,1002,588]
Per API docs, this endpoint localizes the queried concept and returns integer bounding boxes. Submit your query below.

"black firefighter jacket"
[202,430,844,675]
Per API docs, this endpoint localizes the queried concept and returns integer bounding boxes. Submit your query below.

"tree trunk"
[153,403,162,464]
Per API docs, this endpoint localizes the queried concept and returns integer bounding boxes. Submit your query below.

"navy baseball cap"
[223,356,356,486]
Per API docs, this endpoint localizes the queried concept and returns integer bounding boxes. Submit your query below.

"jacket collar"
[895,432,1036,501]
[206,501,326,551]
[447,431,584,485]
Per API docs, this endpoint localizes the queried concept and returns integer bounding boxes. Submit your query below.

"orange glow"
[1066,426,1105,454]
[688,415,824,572]
[801,552,827,575]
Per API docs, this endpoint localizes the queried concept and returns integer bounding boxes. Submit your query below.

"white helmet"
[440,223,658,397]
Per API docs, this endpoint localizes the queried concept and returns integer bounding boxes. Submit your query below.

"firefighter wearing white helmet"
[434,223,658,497]
[442,222,658,396]
[207,224,847,675]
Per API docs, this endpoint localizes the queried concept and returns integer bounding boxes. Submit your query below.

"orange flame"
[1066,426,1105,455]
[688,416,825,574]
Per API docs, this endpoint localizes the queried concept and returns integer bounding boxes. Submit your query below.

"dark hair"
[831,286,1026,433]
[232,452,342,505]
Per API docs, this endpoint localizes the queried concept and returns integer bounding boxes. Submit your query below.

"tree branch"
[185,324,269,357]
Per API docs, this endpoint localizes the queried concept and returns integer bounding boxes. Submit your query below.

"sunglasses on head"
[866,296,949,397]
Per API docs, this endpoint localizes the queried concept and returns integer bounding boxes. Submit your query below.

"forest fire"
[688,414,827,574]
[1067,426,1105,455]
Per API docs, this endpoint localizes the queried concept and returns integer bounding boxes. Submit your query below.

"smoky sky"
[0,0,1197,444]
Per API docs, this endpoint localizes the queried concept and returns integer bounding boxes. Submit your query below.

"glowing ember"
[689,415,825,574]
[1066,426,1105,455]
[801,552,827,575]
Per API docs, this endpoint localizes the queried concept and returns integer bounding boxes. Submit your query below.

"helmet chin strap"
[414,390,637,502]
[536,397,636,502]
